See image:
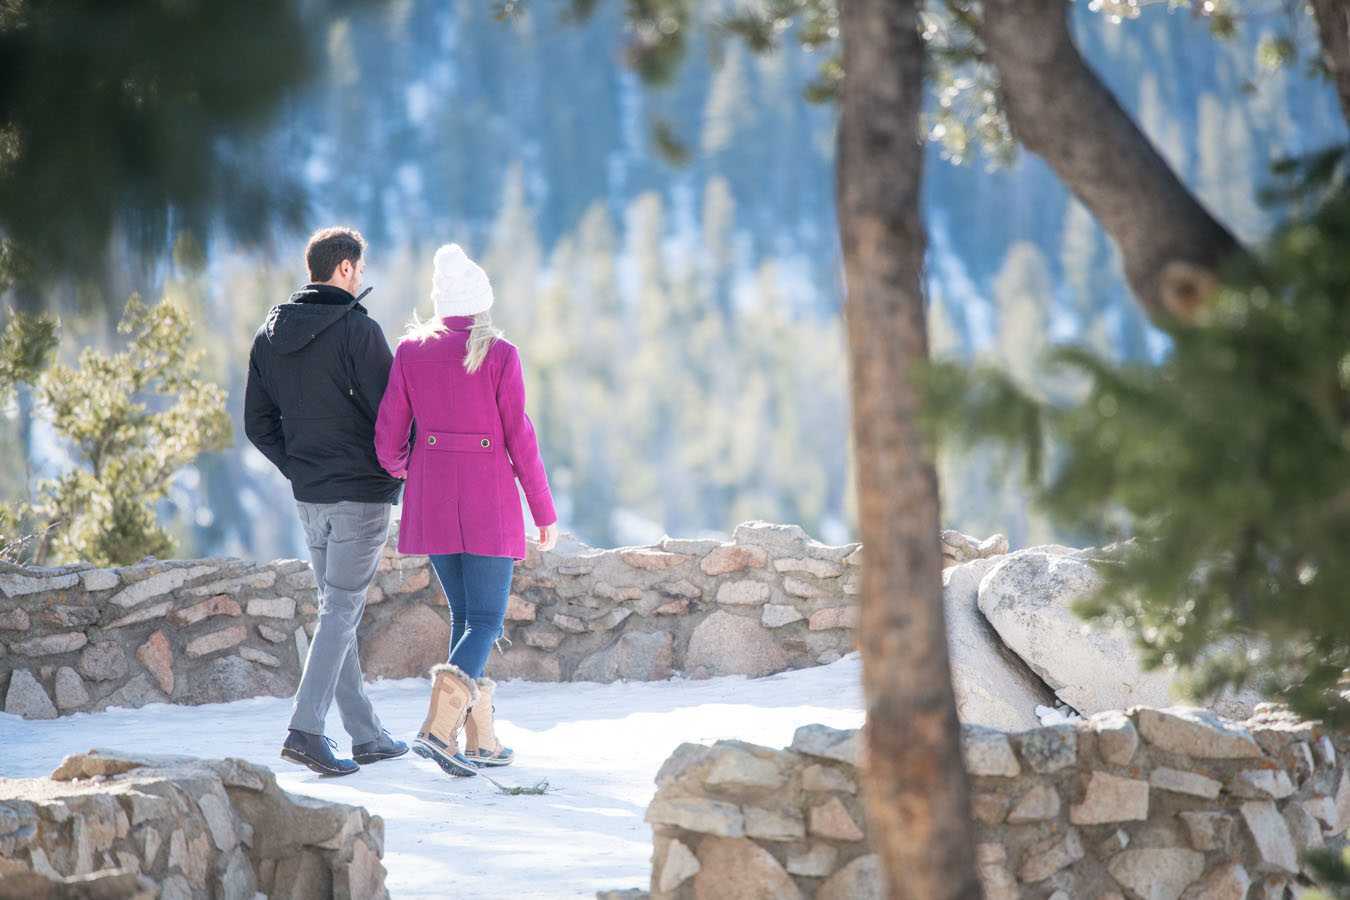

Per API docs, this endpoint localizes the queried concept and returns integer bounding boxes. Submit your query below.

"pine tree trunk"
[976,0,1245,322]
[837,0,980,896]
[1311,0,1350,129]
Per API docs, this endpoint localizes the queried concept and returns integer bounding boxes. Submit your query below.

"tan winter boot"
[463,677,514,767]
[411,664,479,777]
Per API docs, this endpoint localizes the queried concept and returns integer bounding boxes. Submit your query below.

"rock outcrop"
[976,547,1262,720]
[978,548,1177,715]
[943,556,1056,732]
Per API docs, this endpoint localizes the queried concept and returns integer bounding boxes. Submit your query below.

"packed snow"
[0,654,866,898]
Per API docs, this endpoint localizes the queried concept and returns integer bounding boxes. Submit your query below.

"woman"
[375,243,559,778]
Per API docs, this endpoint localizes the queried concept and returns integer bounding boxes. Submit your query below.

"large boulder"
[976,549,1176,715]
[685,611,789,679]
[360,604,450,680]
[576,631,675,682]
[943,558,1054,731]
[483,645,563,681]
[976,548,1263,719]
[179,657,293,706]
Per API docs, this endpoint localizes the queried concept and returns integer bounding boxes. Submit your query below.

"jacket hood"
[264,285,363,355]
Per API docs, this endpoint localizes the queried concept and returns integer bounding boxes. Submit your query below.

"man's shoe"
[353,729,409,765]
[281,729,360,776]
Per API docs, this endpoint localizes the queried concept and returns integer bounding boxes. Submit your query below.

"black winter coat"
[244,284,404,504]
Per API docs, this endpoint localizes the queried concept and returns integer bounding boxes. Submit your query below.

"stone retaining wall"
[2,521,962,719]
[0,522,1014,720]
[0,749,387,900]
[642,706,1350,899]
[0,553,326,719]
[483,521,868,684]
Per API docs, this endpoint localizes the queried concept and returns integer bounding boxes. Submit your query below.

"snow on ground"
[0,654,865,898]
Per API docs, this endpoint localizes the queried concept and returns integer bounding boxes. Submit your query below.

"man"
[244,227,408,776]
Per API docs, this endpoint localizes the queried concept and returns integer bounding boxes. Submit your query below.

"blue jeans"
[428,553,515,680]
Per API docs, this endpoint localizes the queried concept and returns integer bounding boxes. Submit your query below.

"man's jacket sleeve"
[351,317,395,424]
[243,343,290,478]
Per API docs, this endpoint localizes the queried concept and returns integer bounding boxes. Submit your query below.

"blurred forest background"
[2,0,1345,563]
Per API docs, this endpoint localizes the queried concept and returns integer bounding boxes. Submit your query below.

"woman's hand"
[538,522,559,552]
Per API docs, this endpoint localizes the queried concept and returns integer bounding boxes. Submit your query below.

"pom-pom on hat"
[430,243,494,317]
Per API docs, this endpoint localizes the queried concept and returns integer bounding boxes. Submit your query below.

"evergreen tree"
[0,308,58,399]
[701,44,753,157]
[0,307,58,556]
[926,164,1350,723]
[927,284,966,361]
[1059,198,1114,355]
[700,176,738,319]
[991,242,1052,396]
[1136,73,1187,178]
[7,298,230,566]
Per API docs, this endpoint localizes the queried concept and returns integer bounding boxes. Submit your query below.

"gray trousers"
[289,500,390,743]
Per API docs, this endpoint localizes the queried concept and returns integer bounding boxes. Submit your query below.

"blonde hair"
[400,310,503,374]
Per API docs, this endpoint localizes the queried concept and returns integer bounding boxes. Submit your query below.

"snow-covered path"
[1,654,865,898]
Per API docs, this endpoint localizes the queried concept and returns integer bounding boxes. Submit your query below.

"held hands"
[537,522,559,553]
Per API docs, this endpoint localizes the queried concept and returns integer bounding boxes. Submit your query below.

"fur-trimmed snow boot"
[464,677,514,767]
[411,663,479,777]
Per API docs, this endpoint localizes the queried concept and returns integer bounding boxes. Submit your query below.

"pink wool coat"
[374,317,556,560]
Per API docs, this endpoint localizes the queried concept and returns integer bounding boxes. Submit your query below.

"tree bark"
[838,0,980,897]
[976,0,1245,322]
[1311,0,1350,129]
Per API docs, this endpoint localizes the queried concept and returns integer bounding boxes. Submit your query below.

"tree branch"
[976,0,1247,322]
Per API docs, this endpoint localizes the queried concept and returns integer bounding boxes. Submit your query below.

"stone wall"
[483,521,869,684]
[0,554,324,719]
[0,749,387,900]
[3,521,950,718]
[642,706,1350,900]
[4,519,1240,738]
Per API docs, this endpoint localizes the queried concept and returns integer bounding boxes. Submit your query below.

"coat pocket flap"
[424,431,493,452]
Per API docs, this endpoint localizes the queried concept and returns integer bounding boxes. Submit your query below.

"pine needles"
[479,773,551,795]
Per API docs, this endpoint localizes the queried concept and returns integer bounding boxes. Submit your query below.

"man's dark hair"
[305,227,366,282]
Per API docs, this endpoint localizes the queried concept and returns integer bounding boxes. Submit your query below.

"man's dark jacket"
[244,284,403,504]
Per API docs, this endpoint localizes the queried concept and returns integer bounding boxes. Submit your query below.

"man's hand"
[538,522,559,552]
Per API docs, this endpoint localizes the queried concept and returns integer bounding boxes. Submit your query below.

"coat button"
[427,435,437,445]
[481,438,490,448]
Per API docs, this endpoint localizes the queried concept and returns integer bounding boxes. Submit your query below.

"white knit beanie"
[430,243,494,317]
